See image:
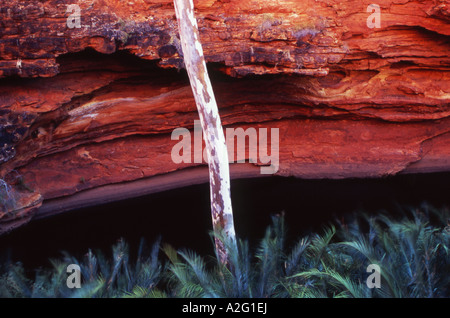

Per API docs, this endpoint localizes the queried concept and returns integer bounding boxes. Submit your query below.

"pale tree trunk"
[173,0,237,266]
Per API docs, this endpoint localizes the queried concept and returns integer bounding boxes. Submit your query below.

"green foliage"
[0,238,164,298]
[0,204,448,298]
[287,204,450,298]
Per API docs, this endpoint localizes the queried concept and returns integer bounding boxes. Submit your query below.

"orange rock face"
[0,0,449,233]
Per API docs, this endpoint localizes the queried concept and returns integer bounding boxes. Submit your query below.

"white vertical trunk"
[173,0,237,265]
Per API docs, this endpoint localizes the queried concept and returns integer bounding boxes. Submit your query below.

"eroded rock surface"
[0,0,449,233]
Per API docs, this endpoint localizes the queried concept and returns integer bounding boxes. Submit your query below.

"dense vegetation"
[0,204,449,298]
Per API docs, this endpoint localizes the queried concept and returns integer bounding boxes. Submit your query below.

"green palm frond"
[285,237,310,276]
[70,278,106,298]
[289,267,369,298]
[122,285,167,298]
[307,225,336,268]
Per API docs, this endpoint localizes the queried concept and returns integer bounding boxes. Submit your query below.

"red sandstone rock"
[0,0,449,234]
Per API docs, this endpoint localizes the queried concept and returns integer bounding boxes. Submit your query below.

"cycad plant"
[0,238,164,298]
[0,203,448,298]
[287,204,450,298]
[163,204,449,298]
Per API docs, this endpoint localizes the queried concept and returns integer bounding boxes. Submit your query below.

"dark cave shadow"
[1,172,450,270]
